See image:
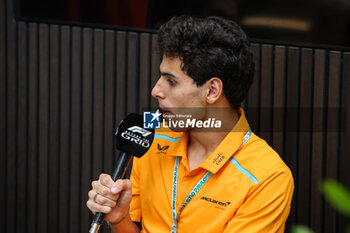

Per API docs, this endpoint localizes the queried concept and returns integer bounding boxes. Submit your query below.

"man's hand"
[87,173,132,223]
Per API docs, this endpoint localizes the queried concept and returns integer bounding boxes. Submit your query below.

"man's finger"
[91,180,119,201]
[92,192,117,207]
[99,173,115,188]
[86,199,112,214]
[111,179,132,194]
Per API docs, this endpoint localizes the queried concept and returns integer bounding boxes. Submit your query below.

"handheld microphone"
[89,113,155,233]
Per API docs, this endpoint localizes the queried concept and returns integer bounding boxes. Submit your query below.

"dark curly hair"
[157,15,255,109]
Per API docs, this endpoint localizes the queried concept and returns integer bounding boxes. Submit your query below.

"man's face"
[151,55,206,120]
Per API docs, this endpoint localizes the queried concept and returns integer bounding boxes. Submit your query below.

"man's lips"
[159,107,173,117]
[162,110,172,117]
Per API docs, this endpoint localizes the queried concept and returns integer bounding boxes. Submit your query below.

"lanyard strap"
[171,128,251,233]
[171,158,212,233]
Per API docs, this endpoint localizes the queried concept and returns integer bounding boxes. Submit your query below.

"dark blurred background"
[17,0,350,48]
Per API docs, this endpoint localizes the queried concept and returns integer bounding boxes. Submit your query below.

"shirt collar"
[200,108,250,174]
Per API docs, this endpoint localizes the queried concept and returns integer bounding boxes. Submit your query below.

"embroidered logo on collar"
[212,152,225,165]
[200,196,231,210]
[157,144,169,154]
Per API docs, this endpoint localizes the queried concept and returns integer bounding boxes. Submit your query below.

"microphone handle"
[111,151,133,181]
[89,151,132,233]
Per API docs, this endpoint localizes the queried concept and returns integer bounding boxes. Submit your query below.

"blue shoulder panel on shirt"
[229,158,258,184]
[154,134,182,142]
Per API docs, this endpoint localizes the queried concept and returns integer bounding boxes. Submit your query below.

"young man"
[87,16,294,233]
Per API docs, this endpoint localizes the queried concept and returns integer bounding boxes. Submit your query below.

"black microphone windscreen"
[115,113,155,158]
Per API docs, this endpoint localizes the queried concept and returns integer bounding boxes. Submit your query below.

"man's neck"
[186,108,240,170]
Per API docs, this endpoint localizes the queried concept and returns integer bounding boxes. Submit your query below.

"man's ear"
[204,77,224,104]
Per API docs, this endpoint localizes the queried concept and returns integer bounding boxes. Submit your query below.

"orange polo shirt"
[130,109,294,233]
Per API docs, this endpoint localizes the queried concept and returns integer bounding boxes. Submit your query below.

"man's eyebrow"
[160,71,177,78]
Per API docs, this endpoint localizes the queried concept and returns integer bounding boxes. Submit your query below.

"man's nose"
[151,78,165,99]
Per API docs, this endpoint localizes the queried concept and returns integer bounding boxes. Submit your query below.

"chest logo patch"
[157,144,169,154]
[200,196,231,210]
[213,152,225,165]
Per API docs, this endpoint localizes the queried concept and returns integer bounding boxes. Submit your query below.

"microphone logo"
[120,126,152,148]
[115,113,155,157]
[127,126,152,137]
